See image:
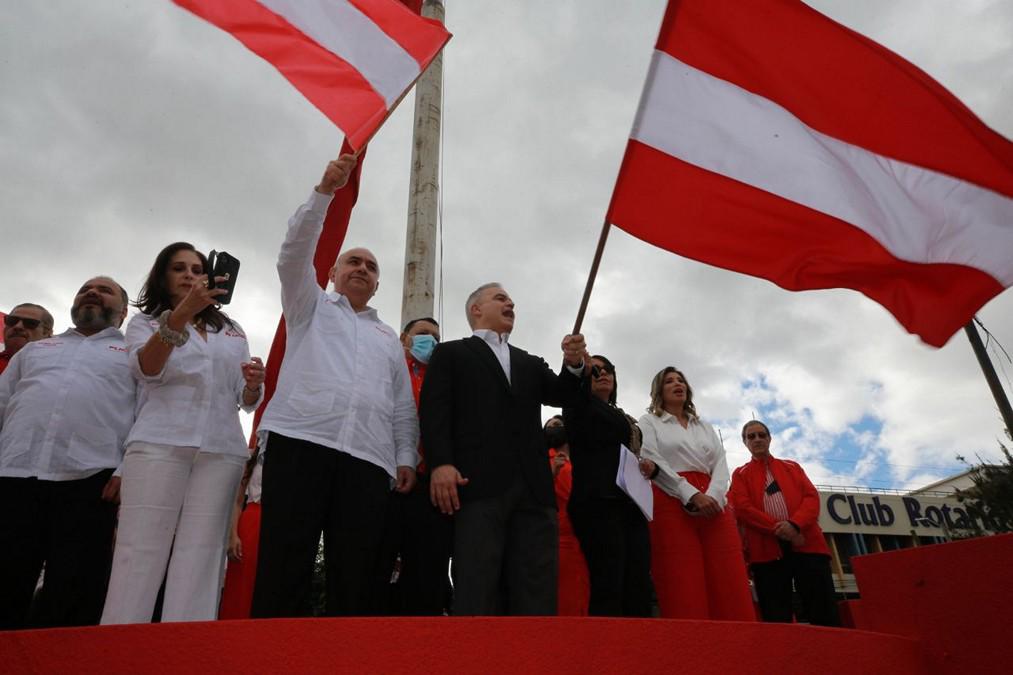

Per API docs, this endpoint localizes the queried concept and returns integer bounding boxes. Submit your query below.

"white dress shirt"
[0,327,137,481]
[258,190,420,477]
[471,329,585,381]
[124,313,260,458]
[639,412,731,507]
[472,329,512,382]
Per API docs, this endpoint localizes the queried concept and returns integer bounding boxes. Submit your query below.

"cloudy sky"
[2,0,1011,490]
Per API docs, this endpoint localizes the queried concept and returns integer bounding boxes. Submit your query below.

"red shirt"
[549,448,576,538]
[0,350,12,376]
[406,354,427,472]
[729,455,831,563]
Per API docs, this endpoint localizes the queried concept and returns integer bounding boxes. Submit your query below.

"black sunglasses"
[4,315,42,330]
[590,364,615,378]
[746,431,769,440]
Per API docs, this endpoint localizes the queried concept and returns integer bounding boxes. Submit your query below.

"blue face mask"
[410,334,438,364]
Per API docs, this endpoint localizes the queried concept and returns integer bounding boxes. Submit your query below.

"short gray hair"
[465,282,502,328]
[10,303,54,332]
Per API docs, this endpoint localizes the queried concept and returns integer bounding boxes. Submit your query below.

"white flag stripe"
[259,0,420,107]
[632,51,1013,285]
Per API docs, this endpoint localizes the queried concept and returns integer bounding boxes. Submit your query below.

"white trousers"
[101,442,245,624]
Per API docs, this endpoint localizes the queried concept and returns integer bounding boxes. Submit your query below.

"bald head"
[329,247,380,311]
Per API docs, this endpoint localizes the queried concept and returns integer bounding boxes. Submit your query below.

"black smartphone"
[765,479,782,496]
[206,250,240,305]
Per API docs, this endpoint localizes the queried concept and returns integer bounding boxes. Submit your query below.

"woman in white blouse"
[101,242,265,624]
[638,367,754,620]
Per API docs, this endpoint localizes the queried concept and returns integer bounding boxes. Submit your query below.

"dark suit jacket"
[563,389,639,505]
[419,335,583,508]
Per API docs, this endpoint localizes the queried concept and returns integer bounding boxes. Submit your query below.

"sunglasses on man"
[746,431,769,440]
[4,315,43,330]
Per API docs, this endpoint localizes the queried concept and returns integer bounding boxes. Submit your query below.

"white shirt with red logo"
[0,327,136,480]
[258,190,419,478]
[124,312,260,457]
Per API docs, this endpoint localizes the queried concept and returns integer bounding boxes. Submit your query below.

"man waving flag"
[607,0,1013,347]
[173,0,451,149]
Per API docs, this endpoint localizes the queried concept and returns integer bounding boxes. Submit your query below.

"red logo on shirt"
[108,345,127,353]
[225,329,246,339]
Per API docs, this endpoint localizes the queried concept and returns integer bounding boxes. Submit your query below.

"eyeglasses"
[590,364,615,378]
[4,315,42,330]
[746,431,769,440]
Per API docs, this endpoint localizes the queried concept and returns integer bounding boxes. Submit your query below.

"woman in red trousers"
[219,452,262,619]
[545,416,589,616]
[638,367,753,620]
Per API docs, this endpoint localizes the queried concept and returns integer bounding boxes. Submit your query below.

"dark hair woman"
[101,242,265,624]
[637,366,754,620]
[561,355,652,617]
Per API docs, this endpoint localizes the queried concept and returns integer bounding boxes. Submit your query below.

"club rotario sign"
[817,491,991,536]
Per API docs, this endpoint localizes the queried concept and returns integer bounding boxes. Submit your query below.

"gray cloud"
[2,0,1011,489]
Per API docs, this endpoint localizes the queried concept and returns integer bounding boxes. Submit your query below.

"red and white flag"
[607,0,1013,347]
[173,0,451,149]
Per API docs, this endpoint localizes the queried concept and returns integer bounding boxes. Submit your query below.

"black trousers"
[569,496,652,617]
[452,472,558,616]
[251,433,391,618]
[0,470,116,630]
[751,552,840,626]
[372,473,454,616]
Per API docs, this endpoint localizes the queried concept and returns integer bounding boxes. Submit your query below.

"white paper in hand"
[616,444,653,521]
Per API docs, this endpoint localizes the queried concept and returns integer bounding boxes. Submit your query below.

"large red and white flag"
[607,0,1013,347]
[173,0,451,149]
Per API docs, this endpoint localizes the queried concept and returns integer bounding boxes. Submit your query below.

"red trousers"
[557,532,589,616]
[649,475,754,620]
[218,502,261,620]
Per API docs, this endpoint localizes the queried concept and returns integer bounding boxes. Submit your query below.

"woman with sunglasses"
[728,420,839,626]
[101,242,265,624]
[638,367,753,620]
[561,355,652,616]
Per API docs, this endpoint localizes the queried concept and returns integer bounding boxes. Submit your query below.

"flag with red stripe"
[607,0,1013,347]
[173,0,451,149]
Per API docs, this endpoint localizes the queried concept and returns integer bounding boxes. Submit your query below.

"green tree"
[955,430,1013,535]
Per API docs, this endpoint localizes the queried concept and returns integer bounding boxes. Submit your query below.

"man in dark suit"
[419,282,587,615]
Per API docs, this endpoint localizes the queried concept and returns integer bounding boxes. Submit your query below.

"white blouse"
[639,411,731,507]
[124,313,261,457]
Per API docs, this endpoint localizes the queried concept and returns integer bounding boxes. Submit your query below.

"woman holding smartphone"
[101,242,264,624]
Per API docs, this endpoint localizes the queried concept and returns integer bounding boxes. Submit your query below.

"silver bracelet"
[157,310,190,347]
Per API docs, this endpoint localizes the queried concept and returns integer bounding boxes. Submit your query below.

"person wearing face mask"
[101,242,266,625]
[0,277,134,629]
[544,415,589,616]
[638,367,754,620]
[1,304,54,375]
[371,317,453,615]
[729,420,839,626]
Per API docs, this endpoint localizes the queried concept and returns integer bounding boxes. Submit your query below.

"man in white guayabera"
[251,154,419,618]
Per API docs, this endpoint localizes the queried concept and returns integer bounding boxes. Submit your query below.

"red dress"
[550,448,589,616]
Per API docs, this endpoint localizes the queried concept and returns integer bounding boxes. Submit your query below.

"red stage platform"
[2,534,1010,674]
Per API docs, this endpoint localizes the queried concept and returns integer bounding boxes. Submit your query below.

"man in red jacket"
[729,420,840,626]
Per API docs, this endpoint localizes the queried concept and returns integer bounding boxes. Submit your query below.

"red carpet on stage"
[2,616,919,674]
[4,534,1011,674]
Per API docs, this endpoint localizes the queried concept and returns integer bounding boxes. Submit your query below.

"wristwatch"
[157,310,190,347]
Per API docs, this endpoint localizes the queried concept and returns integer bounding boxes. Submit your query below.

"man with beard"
[0,303,54,375]
[0,277,136,629]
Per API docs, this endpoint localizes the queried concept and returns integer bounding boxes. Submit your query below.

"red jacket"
[729,455,830,563]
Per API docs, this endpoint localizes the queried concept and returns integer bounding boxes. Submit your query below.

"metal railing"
[815,484,953,498]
